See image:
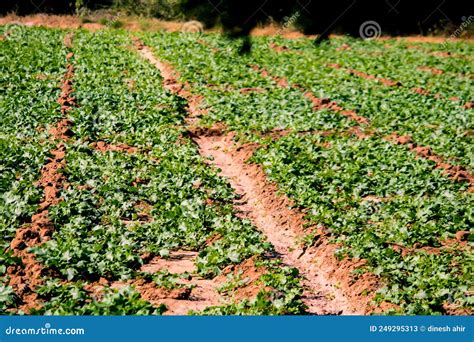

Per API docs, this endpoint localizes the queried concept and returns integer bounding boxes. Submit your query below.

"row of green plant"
[143,32,473,172]
[0,26,67,314]
[276,36,472,102]
[141,32,356,134]
[2,26,472,315]
[1,27,306,315]
[0,26,178,315]
[251,132,472,314]
[141,31,473,314]
[243,35,473,170]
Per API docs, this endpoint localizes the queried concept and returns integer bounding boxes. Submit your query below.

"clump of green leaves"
[32,280,165,315]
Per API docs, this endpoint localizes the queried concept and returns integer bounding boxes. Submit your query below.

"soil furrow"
[406,45,474,61]
[417,64,473,82]
[327,62,401,88]
[385,133,474,191]
[330,63,473,107]
[252,65,369,125]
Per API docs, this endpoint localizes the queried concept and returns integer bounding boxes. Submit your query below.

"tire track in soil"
[6,32,76,313]
[134,39,377,315]
[253,65,474,191]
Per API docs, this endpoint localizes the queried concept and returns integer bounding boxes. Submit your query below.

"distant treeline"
[1,0,472,36]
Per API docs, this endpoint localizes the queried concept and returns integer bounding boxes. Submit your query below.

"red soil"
[141,251,198,274]
[197,39,220,53]
[346,126,373,139]
[124,250,226,314]
[239,87,267,94]
[418,66,444,75]
[256,128,294,139]
[269,42,290,52]
[389,231,471,258]
[347,68,402,87]
[63,32,73,48]
[412,87,431,96]
[327,64,401,87]
[336,43,352,51]
[205,233,223,246]
[217,257,270,301]
[91,141,138,154]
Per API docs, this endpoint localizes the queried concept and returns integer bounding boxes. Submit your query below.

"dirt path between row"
[134,39,379,314]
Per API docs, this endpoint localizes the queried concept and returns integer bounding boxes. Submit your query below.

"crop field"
[0,24,473,316]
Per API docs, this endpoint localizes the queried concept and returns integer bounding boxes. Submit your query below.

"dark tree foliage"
[1,0,471,49]
[184,0,471,35]
[184,0,471,51]
[0,0,109,15]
